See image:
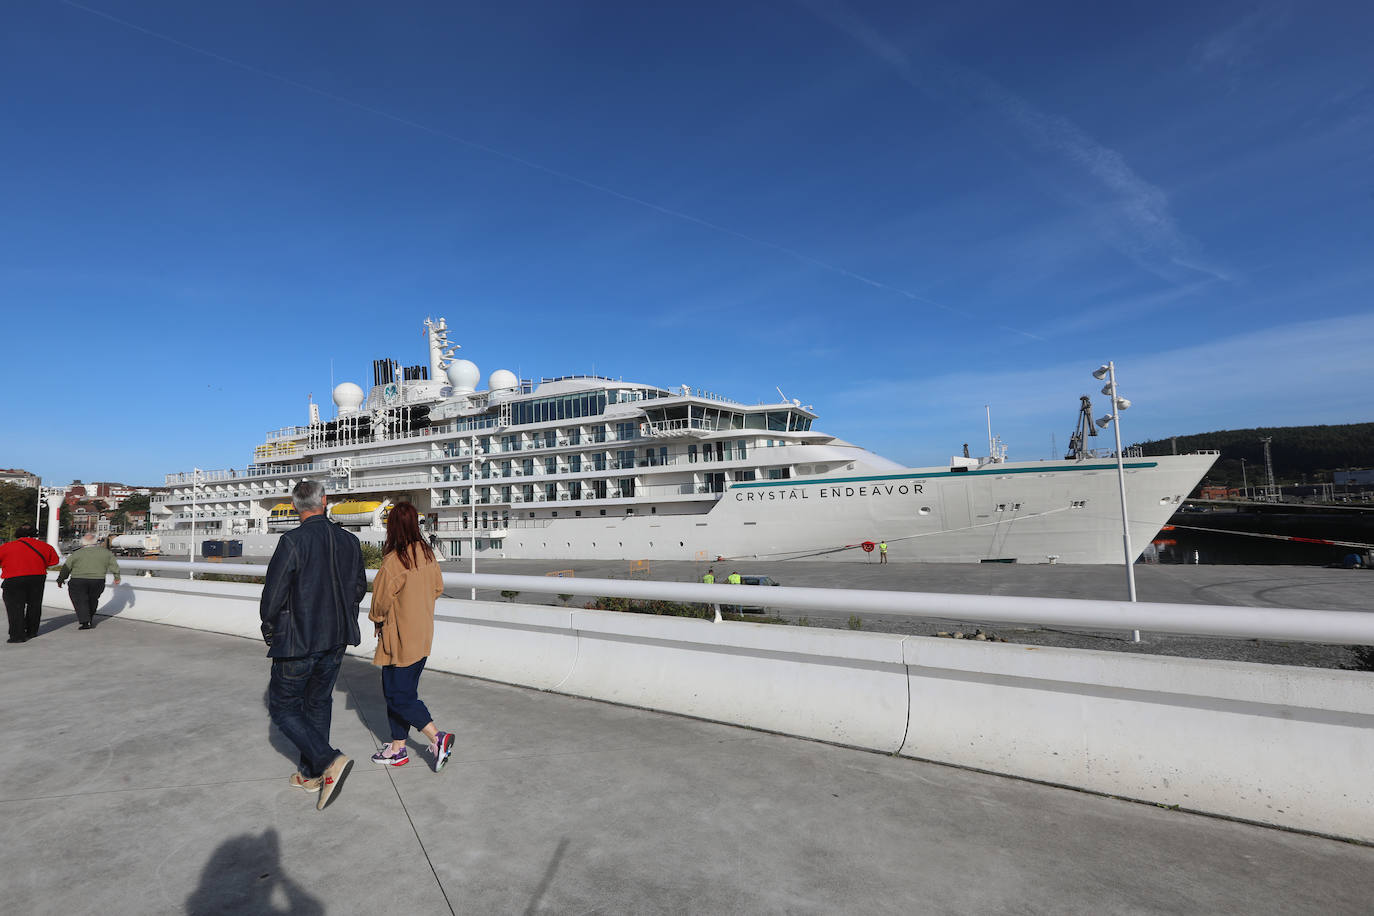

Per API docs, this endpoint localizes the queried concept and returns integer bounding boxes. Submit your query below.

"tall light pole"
[188,468,202,580]
[469,438,482,600]
[1240,458,1248,499]
[37,485,66,549]
[1093,363,1138,641]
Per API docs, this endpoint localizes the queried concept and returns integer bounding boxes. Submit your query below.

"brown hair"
[382,502,435,570]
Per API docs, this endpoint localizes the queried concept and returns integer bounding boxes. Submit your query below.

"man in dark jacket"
[260,480,367,810]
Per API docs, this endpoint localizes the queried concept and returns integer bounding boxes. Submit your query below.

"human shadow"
[185,827,323,916]
[99,581,136,617]
[262,687,302,766]
[340,655,392,746]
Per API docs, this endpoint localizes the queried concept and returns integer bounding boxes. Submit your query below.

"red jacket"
[0,538,61,578]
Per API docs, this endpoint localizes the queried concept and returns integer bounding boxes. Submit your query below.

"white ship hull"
[155,455,1213,565]
[153,317,1218,566]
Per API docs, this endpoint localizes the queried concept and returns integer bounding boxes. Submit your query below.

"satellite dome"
[445,359,480,394]
[333,382,365,413]
[489,369,518,391]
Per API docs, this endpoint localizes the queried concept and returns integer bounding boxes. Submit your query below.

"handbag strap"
[20,539,48,561]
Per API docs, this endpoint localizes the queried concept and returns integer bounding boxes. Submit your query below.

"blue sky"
[4,1,1371,486]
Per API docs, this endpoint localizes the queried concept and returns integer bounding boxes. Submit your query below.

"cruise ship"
[153,318,1217,563]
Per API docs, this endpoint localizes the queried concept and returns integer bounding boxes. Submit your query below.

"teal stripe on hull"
[730,461,1160,489]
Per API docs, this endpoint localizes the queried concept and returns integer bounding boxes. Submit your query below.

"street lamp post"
[1240,458,1248,499]
[1093,363,1139,641]
[189,468,202,580]
[469,439,484,600]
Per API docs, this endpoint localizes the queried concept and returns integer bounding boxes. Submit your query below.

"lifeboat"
[267,503,299,530]
[328,499,389,528]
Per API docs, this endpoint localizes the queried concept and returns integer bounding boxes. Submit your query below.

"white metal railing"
[353,450,428,469]
[644,418,718,436]
[354,472,430,488]
[109,560,1374,645]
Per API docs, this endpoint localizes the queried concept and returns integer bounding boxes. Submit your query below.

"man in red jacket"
[0,524,62,643]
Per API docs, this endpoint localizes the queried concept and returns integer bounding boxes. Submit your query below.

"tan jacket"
[368,545,444,667]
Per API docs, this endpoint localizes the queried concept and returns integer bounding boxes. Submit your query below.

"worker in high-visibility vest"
[702,568,715,584]
[726,571,741,585]
[879,541,888,564]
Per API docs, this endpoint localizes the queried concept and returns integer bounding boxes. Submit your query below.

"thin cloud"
[1194,4,1290,72]
[799,0,1231,286]
[58,0,1042,341]
[828,310,1374,464]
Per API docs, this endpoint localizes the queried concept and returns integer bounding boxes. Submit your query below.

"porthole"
[679,541,684,547]
[1159,497,1170,505]
[919,507,931,515]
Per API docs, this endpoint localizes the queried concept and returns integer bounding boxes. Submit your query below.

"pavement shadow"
[99,582,136,616]
[340,655,391,745]
[185,827,323,916]
[262,687,302,766]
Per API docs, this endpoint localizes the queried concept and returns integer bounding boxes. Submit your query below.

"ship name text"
[735,482,925,503]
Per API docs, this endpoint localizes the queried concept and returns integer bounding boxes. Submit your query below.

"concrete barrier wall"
[54,578,1374,843]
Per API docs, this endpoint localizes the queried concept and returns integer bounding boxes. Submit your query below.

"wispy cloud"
[826,309,1374,465]
[1194,4,1290,73]
[799,0,1231,286]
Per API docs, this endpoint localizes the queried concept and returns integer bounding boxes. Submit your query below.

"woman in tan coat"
[368,502,455,771]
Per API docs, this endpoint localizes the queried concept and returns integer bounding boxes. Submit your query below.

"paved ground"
[3,608,1372,915]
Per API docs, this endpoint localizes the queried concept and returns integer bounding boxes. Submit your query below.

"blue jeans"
[381,657,432,742]
[268,645,345,779]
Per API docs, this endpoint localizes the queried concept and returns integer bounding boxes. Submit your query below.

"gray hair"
[292,479,326,512]
[81,534,97,546]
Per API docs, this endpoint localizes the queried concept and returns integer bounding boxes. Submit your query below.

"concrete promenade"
[3,608,1372,915]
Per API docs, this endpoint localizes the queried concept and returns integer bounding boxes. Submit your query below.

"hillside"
[1134,422,1374,486]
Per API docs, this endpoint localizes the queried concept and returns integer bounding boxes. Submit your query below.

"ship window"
[1071,500,1087,508]
[552,512,557,517]
[651,507,657,514]
[919,506,931,515]
[688,445,698,463]
[996,504,1006,512]
[600,509,606,516]
[737,439,747,459]
[575,510,581,517]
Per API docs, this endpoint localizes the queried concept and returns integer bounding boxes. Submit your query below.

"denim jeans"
[381,657,432,741]
[268,645,346,779]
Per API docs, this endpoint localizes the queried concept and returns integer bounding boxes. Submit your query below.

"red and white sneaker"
[429,732,454,773]
[371,745,409,767]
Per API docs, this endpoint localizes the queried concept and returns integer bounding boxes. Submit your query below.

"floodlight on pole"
[1092,361,1139,642]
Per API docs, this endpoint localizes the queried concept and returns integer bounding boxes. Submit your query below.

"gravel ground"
[438,557,1374,671]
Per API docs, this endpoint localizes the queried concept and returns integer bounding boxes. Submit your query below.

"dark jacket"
[259,514,366,658]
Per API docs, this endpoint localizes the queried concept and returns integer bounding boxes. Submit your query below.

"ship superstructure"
[153,317,1217,563]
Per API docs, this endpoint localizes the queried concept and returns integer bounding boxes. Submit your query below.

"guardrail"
[115,560,1374,644]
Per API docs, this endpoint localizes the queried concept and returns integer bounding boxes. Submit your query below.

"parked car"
[731,574,780,613]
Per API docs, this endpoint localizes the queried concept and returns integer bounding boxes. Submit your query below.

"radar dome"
[489,369,518,391]
[445,359,480,394]
[333,382,365,413]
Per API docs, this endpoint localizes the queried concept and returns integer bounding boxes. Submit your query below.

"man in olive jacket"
[260,480,367,810]
[56,534,121,629]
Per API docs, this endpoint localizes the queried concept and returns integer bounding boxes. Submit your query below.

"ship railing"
[352,472,431,489]
[352,450,428,469]
[644,418,718,437]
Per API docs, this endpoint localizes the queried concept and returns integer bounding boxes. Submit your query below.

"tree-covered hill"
[1134,422,1374,486]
